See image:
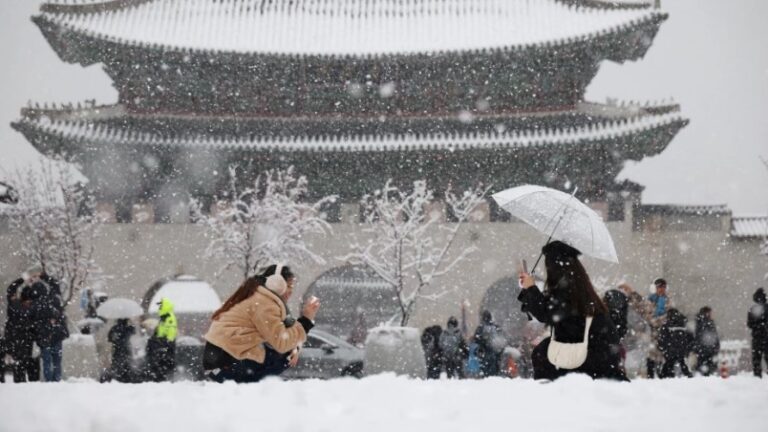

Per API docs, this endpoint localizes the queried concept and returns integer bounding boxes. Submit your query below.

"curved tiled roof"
[14,109,686,153]
[638,204,732,216]
[731,216,768,239]
[36,0,666,57]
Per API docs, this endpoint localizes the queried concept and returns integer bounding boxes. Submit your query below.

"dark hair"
[698,306,712,316]
[654,278,667,287]
[260,264,295,282]
[544,253,608,316]
[211,264,295,320]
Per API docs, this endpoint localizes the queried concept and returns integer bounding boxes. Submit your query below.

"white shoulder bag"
[547,316,593,370]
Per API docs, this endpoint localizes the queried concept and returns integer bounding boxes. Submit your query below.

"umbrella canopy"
[492,185,618,264]
[96,298,143,319]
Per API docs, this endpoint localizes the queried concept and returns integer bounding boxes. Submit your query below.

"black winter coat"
[28,275,69,347]
[108,320,135,382]
[658,311,694,360]
[694,314,720,358]
[748,295,768,343]
[4,279,35,357]
[518,286,626,381]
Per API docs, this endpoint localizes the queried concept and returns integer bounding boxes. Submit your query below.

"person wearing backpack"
[658,308,694,378]
[473,310,504,377]
[440,316,468,379]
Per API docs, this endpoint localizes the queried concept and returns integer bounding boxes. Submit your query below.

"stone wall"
[0,211,764,340]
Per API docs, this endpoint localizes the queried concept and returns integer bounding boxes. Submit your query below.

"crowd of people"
[2,253,768,383]
[1,266,68,382]
[0,266,179,383]
[420,241,767,381]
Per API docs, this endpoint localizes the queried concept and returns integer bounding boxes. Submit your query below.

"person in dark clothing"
[658,308,694,378]
[603,289,629,340]
[693,306,720,376]
[473,310,504,377]
[518,241,627,381]
[28,274,69,382]
[420,325,443,379]
[4,278,39,382]
[439,317,468,379]
[747,287,768,377]
[106,319,136,382]
[144,298,177,382]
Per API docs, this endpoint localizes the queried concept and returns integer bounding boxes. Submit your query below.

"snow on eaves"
[16,111,687,153]
[730,216,768,239]
[37,0,665,56]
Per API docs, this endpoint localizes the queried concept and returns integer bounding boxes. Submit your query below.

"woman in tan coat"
[203,264,320,383]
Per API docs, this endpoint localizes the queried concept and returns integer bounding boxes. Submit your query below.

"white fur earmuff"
[264,264,287,295]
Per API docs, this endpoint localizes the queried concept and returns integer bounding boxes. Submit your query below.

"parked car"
[283,329,364,379]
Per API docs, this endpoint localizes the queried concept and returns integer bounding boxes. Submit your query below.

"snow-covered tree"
[341,180,489,326]
[191,166,335,280]
[1,160,101,307]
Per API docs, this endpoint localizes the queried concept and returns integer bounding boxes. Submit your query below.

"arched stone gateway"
[304,265,399,343]
[480,276,531,346]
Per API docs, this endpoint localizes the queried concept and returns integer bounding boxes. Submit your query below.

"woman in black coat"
[107,319,136,382]
[518,241,627,381]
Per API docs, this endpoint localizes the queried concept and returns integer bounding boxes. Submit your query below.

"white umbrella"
[492,184,619,266]
[96,298,143,319]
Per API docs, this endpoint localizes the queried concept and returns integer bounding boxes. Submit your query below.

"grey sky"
[1,0,766,214]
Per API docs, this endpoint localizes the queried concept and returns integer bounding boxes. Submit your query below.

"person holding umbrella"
[493,185,625,380]
[518,241,627,381]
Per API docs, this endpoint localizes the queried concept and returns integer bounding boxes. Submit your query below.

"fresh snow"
[0,375,765,432]
[44,0,662,56]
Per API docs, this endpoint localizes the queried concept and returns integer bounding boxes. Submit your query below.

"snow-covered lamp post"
[191,166,335,280]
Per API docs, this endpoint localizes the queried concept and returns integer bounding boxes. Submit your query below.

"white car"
[282,329,364,380]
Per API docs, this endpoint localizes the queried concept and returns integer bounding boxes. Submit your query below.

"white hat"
[264,264,287,295]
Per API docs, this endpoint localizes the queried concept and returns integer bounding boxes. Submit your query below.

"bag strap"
[582,316,594,341]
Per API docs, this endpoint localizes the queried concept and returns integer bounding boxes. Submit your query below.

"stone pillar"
[425,201,446,223]
[95,202,116,223]
[340,203,360,224]
[588,201,608,221]
[167,201,190,224]
[131,203,154,224]
[468,201,490,223]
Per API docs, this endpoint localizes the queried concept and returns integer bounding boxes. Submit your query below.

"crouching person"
[203,264,320,383]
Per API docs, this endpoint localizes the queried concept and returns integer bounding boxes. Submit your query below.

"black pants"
[752,339,768,377]
[444,358,465,379]
[696,354,717,376]
[660,356,692,378]
[204,342,290,383]
[646,358,659,379]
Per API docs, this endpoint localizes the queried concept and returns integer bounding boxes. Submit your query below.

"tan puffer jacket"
[204,285,306,363]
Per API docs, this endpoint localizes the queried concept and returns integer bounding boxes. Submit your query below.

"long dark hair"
[211,264,295,320]
[544,254,608,317]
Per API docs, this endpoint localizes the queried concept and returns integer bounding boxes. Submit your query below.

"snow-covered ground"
[1,375,766,432]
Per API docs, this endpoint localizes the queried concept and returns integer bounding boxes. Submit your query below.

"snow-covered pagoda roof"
[731,216,768,239]
[14,107,686,154]
[35,0,667,57]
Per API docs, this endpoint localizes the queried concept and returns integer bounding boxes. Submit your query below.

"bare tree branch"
[341,180,488,326]
[191,166,335,280]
